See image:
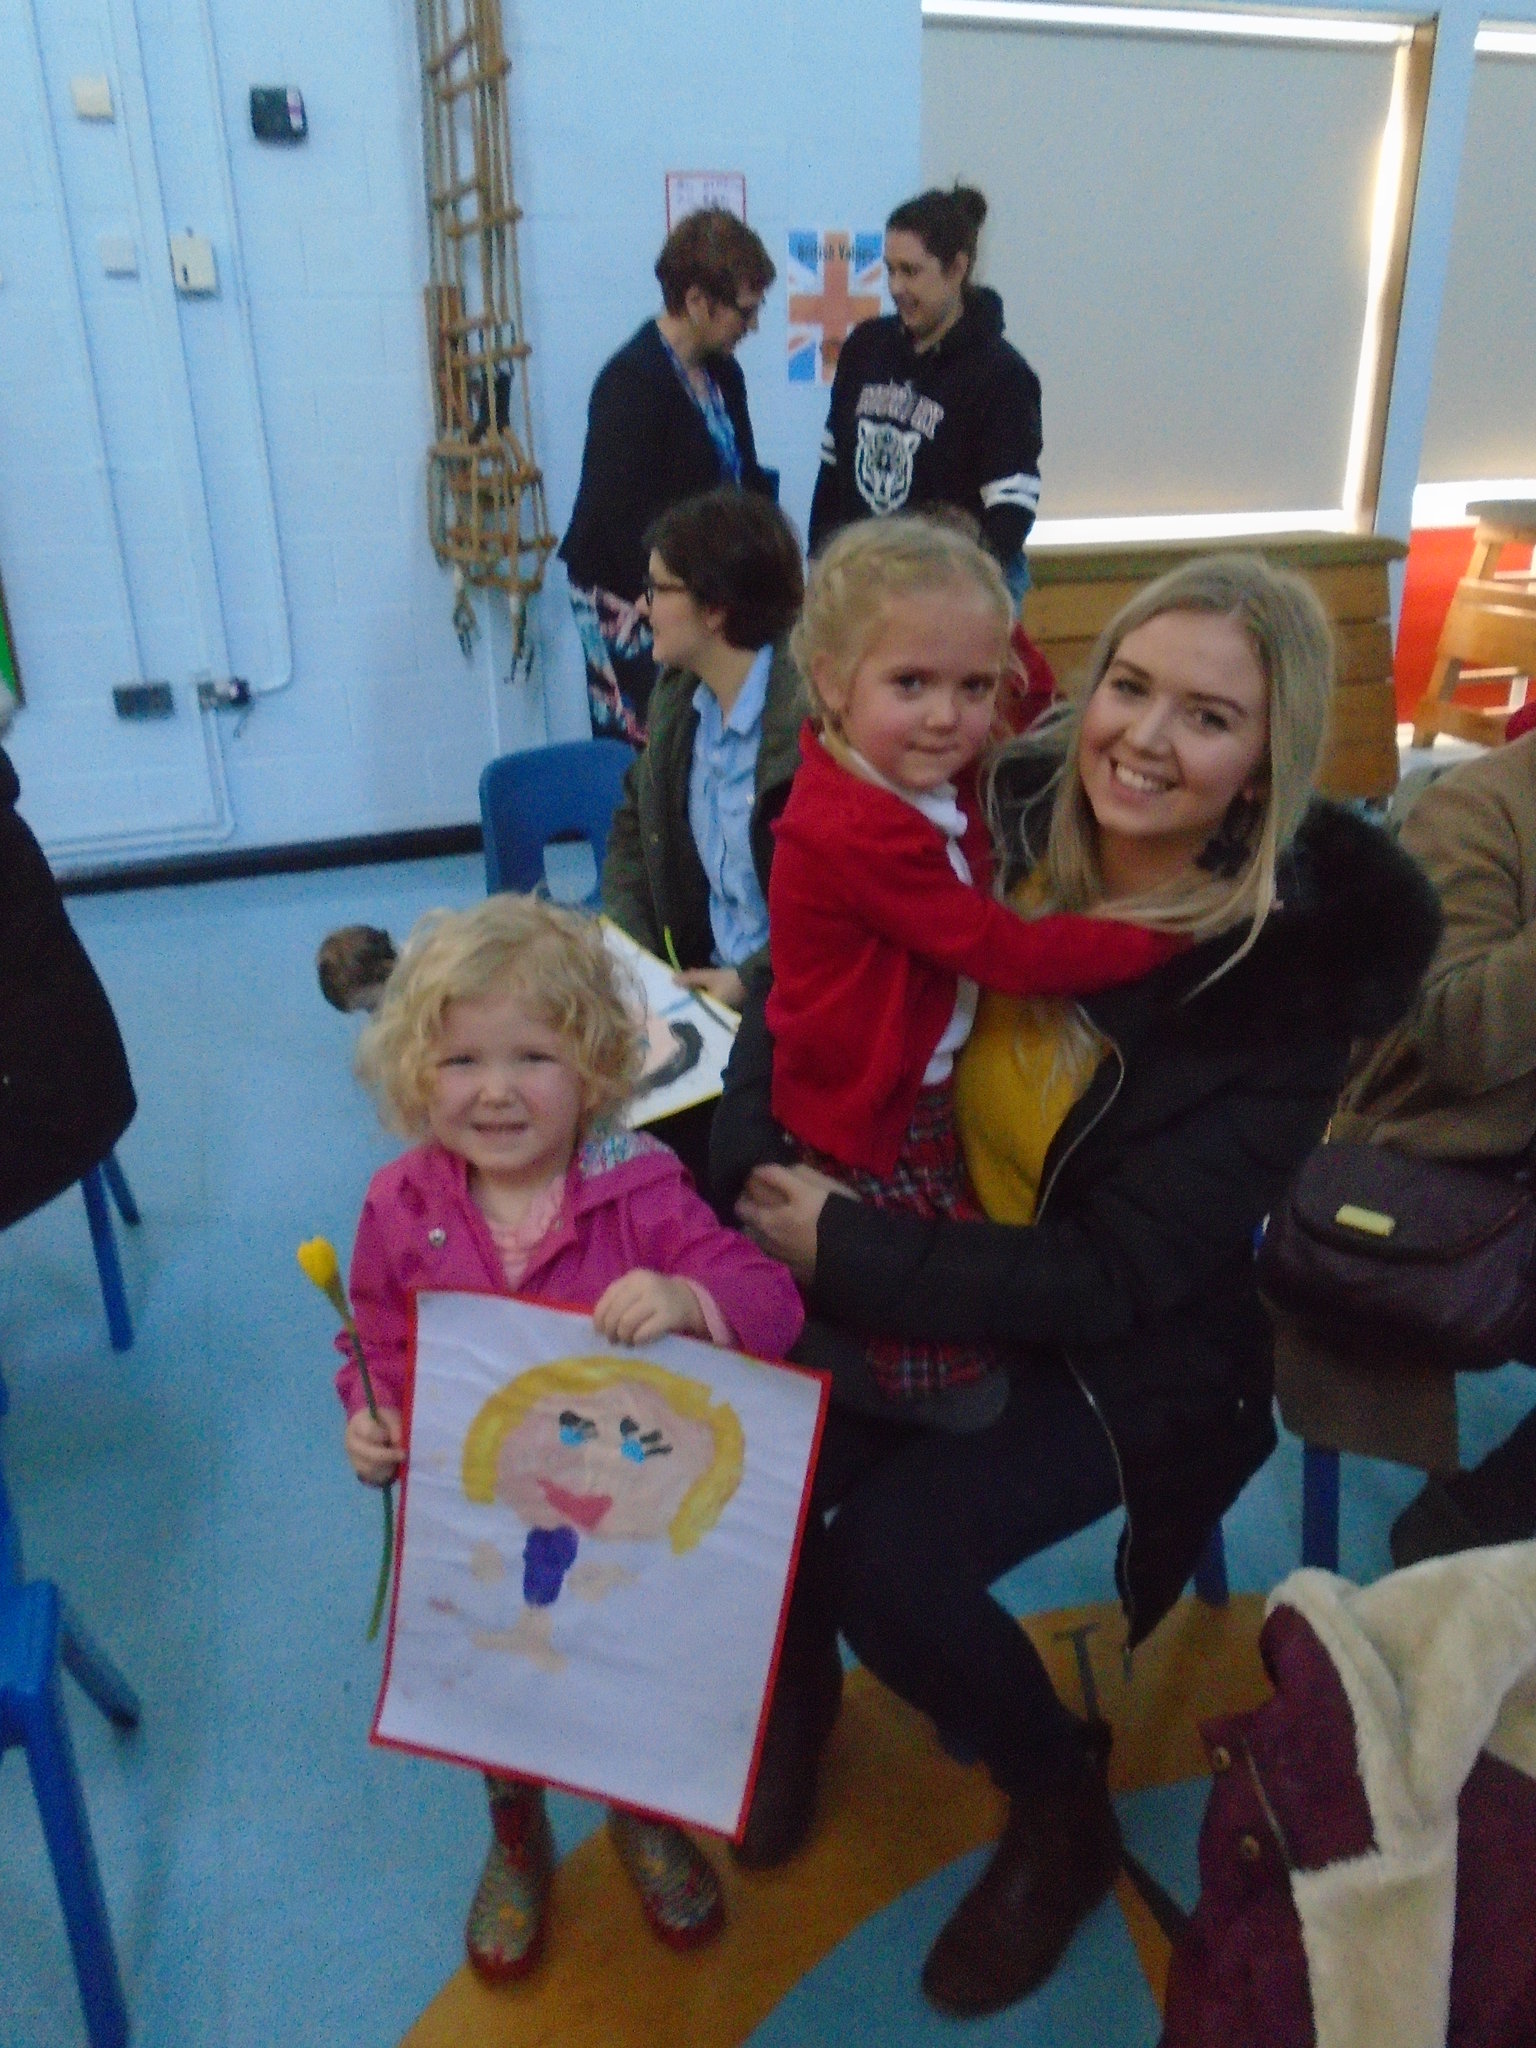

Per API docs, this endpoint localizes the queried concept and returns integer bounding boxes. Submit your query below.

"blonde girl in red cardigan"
[766,518,1180,1404]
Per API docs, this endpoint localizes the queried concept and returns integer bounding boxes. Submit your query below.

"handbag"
[1256,1140,1536,1369]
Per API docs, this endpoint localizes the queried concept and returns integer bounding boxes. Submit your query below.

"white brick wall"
[0,0,919,860]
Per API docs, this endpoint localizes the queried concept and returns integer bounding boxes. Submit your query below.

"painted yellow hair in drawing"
[462,1355,745,1555]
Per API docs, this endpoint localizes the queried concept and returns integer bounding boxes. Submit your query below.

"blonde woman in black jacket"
[718,555,1440,2017]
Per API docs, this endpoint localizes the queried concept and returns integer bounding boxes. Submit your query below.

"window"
[922,0,1425,540]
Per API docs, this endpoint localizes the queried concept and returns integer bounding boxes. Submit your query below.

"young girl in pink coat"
[337,894,803,1982]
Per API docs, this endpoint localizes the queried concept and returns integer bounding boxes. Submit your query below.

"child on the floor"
[316,924,398,1014]
[335,894,803,1981]
[766,517,1182,1403]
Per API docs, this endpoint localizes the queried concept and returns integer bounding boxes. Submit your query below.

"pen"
[663,925,738,1031]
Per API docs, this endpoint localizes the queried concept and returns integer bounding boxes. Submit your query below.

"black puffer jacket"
[0,749,135,1229]
[713,770,1441,1643]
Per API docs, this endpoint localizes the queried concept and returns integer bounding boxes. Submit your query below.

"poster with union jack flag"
[786,229,886,385]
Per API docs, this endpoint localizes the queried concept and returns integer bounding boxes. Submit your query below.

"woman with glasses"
[601,489,806,1185]
[559,210,779,743]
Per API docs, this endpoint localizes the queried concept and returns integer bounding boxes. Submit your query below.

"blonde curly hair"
[356,895,642,1139]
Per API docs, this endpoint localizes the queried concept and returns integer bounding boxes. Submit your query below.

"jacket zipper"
[1034,1030,1142,1641]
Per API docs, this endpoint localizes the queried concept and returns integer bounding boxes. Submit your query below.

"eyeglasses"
[642,577,689,603]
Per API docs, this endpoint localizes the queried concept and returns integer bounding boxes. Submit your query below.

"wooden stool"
[1411,501,1536,747]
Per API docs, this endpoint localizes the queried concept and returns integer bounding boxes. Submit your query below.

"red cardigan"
[766,726,1181,1174]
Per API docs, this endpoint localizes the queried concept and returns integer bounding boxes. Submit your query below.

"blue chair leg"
[60,1600,141,1732]
[100,1152,140,1229]
[80,1170,133,1354]
[16,1588,131,2048]
[1192,1524,1230,1606]
[1302,1444,1341,1571]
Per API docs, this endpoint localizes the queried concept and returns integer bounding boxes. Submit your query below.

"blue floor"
[2,853,1533,2048]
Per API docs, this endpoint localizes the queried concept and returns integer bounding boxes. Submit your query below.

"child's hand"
[674,966,745,1010]
[592,1270,707,1345]
[345,1406,404,1486]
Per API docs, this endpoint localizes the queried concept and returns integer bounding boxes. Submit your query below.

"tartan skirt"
[804,1083,997,1403]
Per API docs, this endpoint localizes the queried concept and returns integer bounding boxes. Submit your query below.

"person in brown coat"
[1334,729,1536,1561]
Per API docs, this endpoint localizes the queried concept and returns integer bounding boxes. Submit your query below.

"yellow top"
[953,884,1107,1225]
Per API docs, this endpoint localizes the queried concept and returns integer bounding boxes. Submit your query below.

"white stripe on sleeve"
[980,473,1042,511]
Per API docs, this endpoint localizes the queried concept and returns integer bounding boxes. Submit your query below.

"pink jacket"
[334,1127,805,1419]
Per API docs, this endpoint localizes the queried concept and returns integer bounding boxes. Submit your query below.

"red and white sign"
[665,172,748,232]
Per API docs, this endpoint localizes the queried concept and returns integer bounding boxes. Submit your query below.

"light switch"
[169,232,217,296]
[70,75,114,120]
[99,233,138,277]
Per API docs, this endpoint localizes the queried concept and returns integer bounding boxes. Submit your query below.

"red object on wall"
[1395,525,1536,725]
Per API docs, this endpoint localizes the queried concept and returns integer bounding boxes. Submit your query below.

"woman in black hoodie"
[808,185,1043,598]
[716,554,1440,2017]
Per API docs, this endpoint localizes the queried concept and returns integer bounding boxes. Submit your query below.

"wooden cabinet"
[1021,534,1405,801]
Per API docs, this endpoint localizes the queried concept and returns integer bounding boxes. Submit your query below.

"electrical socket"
[196,676,251,710]
[113,681,174,720]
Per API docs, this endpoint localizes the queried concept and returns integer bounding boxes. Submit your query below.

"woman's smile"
[1107,759,1175,797]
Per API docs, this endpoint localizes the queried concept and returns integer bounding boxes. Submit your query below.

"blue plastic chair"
[1187,1443,1342,1607]
[1192,1525,1229,1605]
[79,1150,140,1354]
[478,739,636,903]
[1301,1443,1341,1570]
[0,1385,139,2048]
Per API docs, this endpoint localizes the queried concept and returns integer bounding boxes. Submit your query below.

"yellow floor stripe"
[402,1593,1269,2047]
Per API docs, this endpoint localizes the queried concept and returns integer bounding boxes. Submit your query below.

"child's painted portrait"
[373,1294,825,1836]
[460,1356,744,1672]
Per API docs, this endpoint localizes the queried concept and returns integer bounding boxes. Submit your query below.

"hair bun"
[951,185,988,231]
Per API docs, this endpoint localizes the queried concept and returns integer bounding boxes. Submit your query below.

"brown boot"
[921,1751,1122,2018]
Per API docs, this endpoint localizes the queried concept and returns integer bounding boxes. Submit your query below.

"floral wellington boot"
[466,1776,554,1983]
[606,1807,724,1950]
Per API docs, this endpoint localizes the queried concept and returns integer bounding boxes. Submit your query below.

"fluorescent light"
[922,0,1413,48]
[1411,479,1536,526]
[1475,26,1536,56]
[1031,509,1352,545]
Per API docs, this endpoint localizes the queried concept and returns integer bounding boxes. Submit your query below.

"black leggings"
[801,1363,1122,1798]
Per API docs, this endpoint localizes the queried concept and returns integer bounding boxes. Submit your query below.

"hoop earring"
[1196,792,1263,880]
